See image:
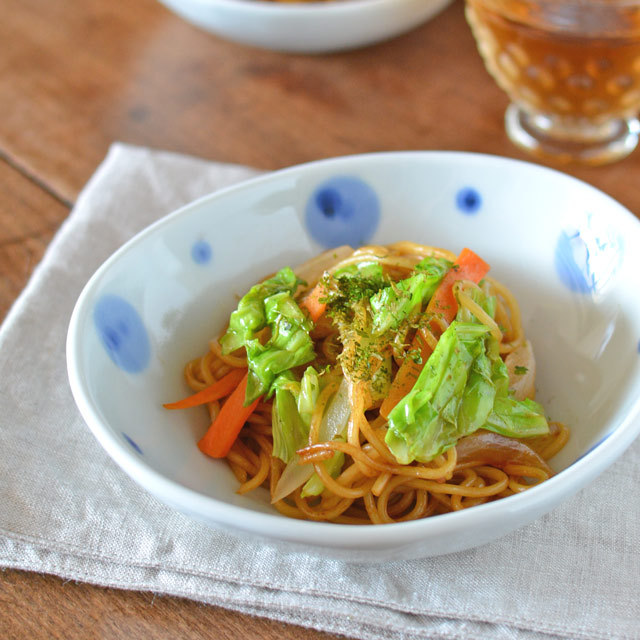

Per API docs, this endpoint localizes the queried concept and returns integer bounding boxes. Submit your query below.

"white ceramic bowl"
[67,152,640,562]
[156,0,453,53]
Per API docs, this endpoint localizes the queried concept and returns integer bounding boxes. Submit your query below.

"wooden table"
[1,0,639,637]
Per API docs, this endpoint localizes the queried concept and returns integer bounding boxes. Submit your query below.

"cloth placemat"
[1,143,639,640]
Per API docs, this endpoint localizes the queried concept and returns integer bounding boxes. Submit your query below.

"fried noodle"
[178,242,568,524]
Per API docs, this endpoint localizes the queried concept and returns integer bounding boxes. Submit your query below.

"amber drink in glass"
[465,0,640,164]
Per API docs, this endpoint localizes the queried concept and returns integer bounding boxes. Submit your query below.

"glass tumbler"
[465,0,640,164]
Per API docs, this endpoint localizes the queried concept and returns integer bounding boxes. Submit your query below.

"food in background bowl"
[165,243,569,524]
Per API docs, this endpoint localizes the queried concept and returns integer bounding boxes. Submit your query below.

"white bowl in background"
[156,0,453,53]
[67,152,640,562]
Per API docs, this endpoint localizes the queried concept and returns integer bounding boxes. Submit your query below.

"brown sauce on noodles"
[174,242,569,524]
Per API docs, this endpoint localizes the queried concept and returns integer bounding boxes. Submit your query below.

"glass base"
[505,104,640,166]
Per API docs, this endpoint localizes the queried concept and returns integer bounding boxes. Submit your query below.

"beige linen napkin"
[1,143,639,640]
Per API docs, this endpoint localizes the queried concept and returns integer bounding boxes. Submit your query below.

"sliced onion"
[270,453,315,504]
[505,339,536,401]
[271,378,351,503]
[318,377,350,442]
[456,430,553,475]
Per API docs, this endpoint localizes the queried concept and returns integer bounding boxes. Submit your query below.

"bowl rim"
[66,150,640,550]
[159,0,446,17]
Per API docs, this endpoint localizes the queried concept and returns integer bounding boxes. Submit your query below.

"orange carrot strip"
[426,247,490,329]
[300,281,327,322]
[163,368,247,410]
[380,248,490,418]
[380,329,432,418]
[197,372,260,458]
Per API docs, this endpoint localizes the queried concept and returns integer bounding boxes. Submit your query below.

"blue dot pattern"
[555,230,593,293]
[191,240,212,265]
[94,294,151,373]
[305,176,380,248]
[122,432,143,455]
[554,216,623,295]
[456,187,482,214]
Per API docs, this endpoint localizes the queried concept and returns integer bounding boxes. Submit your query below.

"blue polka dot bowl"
[67,152,640,562]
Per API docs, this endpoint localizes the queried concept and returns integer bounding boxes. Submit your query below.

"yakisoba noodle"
[170,242,569,524]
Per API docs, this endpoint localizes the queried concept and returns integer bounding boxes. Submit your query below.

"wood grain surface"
[1,0,639,637]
